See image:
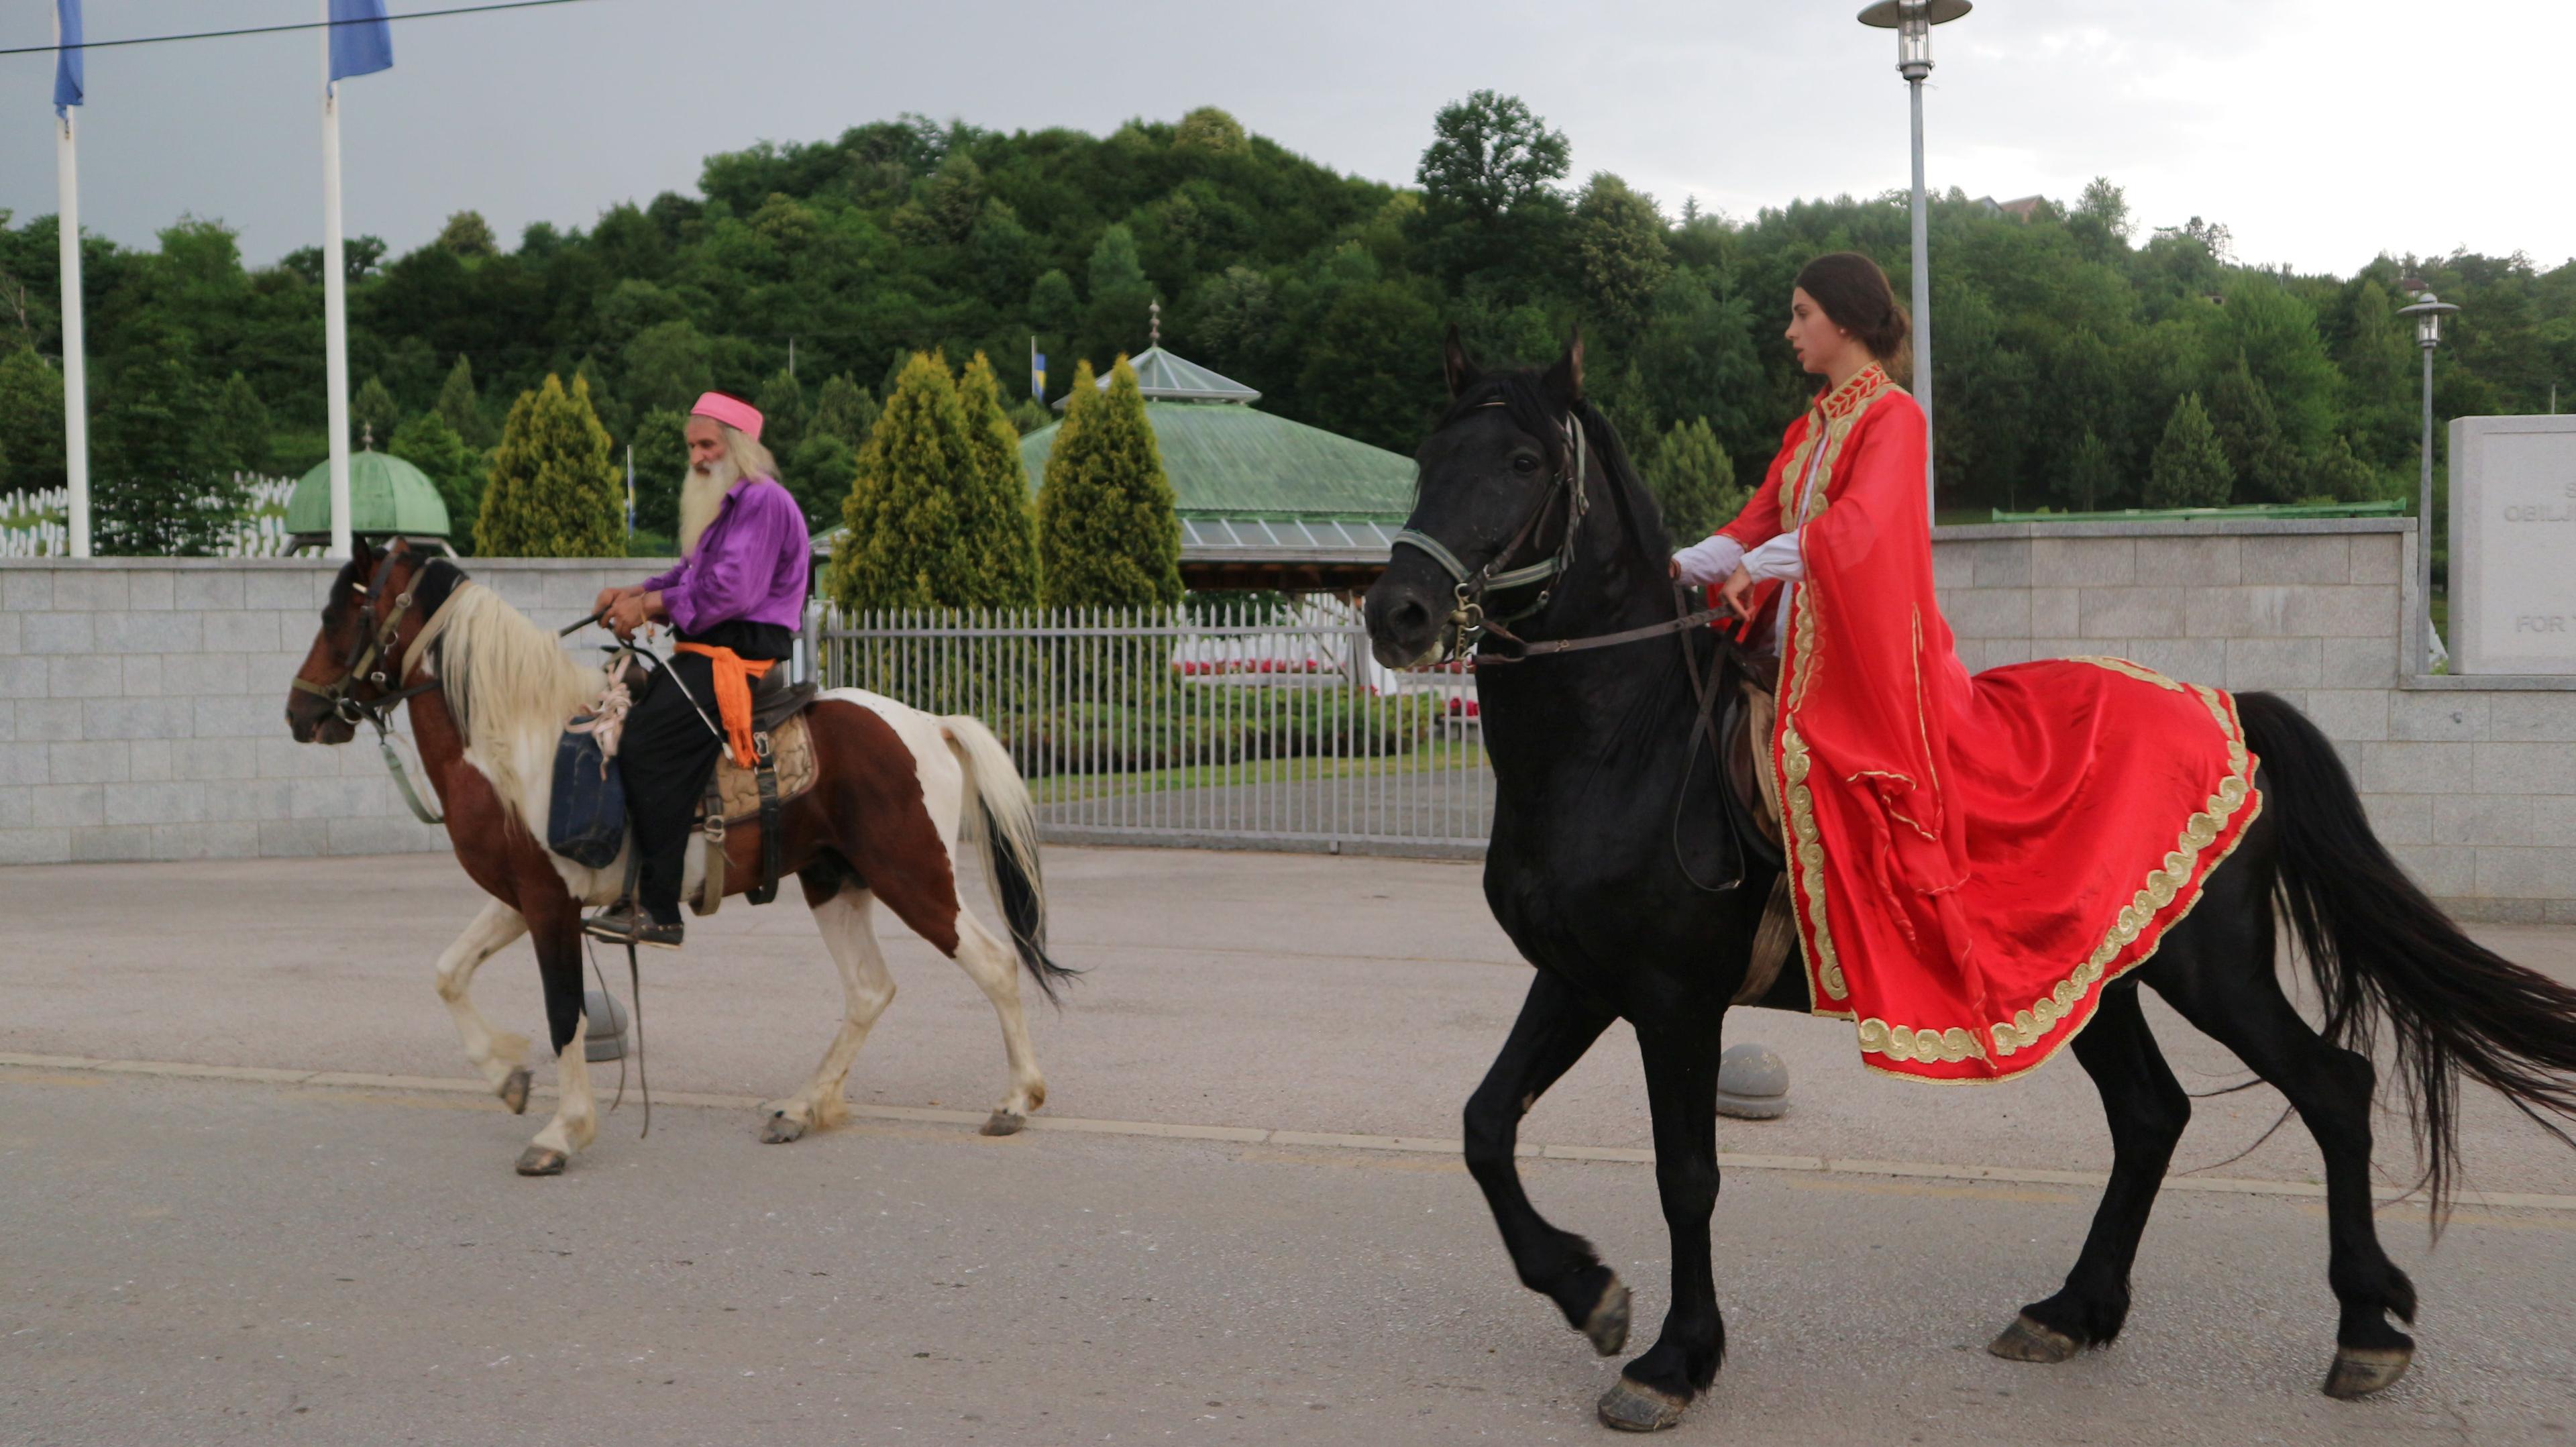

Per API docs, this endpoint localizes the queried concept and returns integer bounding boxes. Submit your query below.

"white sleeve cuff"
[1670,534,1745,588]
[1741,529,1805,583]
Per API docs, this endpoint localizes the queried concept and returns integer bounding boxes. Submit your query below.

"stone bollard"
[584,989,630,1063]
[1714,1041,1788,1120]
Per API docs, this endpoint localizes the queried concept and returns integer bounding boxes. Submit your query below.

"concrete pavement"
[5,847,2576,1444]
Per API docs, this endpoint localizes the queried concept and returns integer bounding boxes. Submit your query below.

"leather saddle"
[690,670,821,916]
[1715,657,1801,1008]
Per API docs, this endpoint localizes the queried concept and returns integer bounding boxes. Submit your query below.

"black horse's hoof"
[514,1146,568,1177]
[1987,1315,2082,1364]
[2323,1345,2412,1399]
[759,1111,808,1144]
[499,1067,531,1115]
[1581,1277,1632,1356]
[979,1110,1026,1137]
[1596,1378,1688,1432]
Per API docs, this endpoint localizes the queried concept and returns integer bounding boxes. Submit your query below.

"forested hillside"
[1,95,2569,539]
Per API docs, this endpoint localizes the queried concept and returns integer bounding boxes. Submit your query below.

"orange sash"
[674,643,776,769]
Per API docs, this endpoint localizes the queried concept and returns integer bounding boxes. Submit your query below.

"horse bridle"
[1391,403,1593,662]
[1388,398,1776,891]
[291,549,439,730]
[290,548,448,823]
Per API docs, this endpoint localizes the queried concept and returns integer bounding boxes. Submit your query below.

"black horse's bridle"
[1391,403,1593,663]
[1387,398,1777,892]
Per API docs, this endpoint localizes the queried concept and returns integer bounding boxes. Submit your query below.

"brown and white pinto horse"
[284,540,1073,1175]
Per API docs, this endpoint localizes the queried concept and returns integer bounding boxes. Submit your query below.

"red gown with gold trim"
[1708,365,2260,1083]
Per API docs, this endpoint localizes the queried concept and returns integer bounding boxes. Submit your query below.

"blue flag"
[1032,354,1046,399]
[52,0,83,118]
[328,0,394,86]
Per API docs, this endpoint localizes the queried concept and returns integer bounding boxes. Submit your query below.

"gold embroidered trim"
[1856,1018,1988,1063]
[1771,370,1900,1010]
[1779,720,1848,1000]
[1986,684,2253,1057]
[2068,656,2185,692]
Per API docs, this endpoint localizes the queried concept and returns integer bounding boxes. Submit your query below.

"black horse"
[1363,329,2576,1432]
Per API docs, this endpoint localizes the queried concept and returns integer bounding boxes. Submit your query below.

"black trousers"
[619,621,794,924]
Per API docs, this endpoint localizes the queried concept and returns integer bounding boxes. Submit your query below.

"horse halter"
[1391,402,1591,662]
[291,549,433,730]
[290,549,448,823]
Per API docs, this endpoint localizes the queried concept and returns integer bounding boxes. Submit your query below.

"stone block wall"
[1929,519,2576,922]
[0,557,665,865]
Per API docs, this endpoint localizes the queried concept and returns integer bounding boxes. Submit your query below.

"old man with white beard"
[585,391,810,949]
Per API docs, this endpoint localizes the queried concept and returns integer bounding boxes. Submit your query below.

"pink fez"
[690,391,764,440]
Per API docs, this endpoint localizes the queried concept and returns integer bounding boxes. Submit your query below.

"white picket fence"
[0,475,299,557]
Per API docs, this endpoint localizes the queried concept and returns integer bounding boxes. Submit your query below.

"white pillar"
[54,10,89,558]
[320,3,354,559]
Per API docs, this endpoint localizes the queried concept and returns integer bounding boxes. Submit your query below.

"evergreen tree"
[1084,225,1155,356]
[436,354,490,446]
[435,210,498,258]
[95,355,242,556]
[473,374,623,557]
[808,373,879,447]
[571,356,630,443]
[755,367,807,457]
[213,372,272,476]
[627,407,690,539]
[1573,173,1672,335]
[1038,357,1181,609]
[0,348,66,496]
[1640,417,1741,540]
[2205,352,2301,502]
[2305,433,2383,503]
[351,375,400,449]
[1006,397,1052,435]
[828,352,980,609]
[2055,427,2119,513]
[787,433,856,534]
[955,352,1041,606]
[2145,393,2233,509]
[388,410,482,546]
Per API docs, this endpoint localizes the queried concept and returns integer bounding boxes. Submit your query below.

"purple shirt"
[643,477,810,634]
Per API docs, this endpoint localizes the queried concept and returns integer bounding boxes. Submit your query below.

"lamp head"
[1859,0,1972,76]
[2397,290,2461,349]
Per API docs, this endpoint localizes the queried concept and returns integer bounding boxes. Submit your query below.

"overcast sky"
[0,0,2561,278]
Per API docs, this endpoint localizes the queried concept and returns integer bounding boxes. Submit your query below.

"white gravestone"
[2451,415,2576,675]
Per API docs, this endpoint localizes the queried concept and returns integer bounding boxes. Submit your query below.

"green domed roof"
[1019,400,1413,521]
[286,449,451,540]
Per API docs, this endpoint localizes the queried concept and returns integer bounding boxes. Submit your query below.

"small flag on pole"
[52,0,83,117]
[328,0,394,87]
[1031,353,1046,400]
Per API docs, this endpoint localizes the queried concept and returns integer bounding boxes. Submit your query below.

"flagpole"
[319,2,353,559]
[54,6,89,558]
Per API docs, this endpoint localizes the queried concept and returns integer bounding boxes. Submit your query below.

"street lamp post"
[1858,0,1970,516]
[2397,284,2459,672]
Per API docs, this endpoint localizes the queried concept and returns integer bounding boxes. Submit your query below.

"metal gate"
[814,598,1492,853]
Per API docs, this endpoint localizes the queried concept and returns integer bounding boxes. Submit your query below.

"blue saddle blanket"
[547,722,627,869]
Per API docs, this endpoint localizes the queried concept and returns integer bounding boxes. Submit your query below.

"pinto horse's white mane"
[402,580,597,831]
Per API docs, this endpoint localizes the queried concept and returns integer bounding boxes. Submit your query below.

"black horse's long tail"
[2237,690,2576,1216]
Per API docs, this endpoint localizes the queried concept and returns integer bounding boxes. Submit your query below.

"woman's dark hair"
[1794,252,1913,378]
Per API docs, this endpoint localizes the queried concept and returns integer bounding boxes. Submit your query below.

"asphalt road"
[5,848,2575,1445]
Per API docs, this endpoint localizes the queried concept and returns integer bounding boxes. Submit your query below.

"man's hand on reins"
[605,590,665,642]
[593,584,643,617]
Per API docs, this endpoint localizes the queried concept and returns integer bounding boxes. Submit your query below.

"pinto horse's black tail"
[2237,690,2576,1218]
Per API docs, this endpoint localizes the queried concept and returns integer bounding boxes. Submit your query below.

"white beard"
[677,460,738,557]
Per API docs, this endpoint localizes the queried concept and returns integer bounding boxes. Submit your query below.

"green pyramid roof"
[286,449,451,539]
[1020,400,1413,521]
[1057,345,1262,407]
